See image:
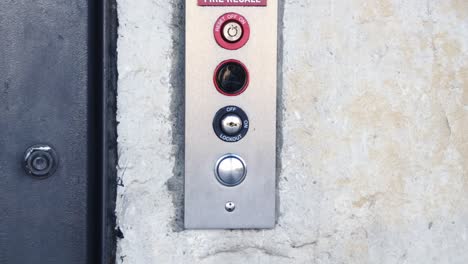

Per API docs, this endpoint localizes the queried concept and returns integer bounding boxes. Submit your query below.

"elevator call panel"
[185,0,277,229]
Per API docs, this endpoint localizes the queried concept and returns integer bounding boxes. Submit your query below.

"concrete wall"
[115,0,468,263]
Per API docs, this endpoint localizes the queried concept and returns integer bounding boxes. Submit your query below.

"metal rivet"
[23,144,58,178]
[225,201,236,212]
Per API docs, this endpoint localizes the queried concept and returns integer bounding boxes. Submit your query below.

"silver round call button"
[215,154,246,186]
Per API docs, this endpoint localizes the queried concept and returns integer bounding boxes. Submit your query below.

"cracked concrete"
[116,0,468,263]
[199,246,293,260]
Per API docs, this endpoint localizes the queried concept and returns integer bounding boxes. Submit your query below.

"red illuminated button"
[214,59,249,96]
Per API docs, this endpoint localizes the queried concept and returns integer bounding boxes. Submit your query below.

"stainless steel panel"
[185,1,278,228]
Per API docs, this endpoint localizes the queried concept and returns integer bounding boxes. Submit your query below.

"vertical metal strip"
[100,0,118,263]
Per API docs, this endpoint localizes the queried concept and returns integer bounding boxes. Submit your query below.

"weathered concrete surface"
[116,0,468,263]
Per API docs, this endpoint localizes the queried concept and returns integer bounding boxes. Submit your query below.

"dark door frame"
[98,0,118,263]
[1,0,118,262]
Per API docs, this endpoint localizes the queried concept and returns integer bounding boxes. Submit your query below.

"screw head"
[24,144,58,178]
[32,155,49,171]
[225,201,236,212]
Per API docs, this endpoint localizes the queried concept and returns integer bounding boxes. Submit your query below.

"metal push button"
[215,154,246,187]
[222,21,243,43]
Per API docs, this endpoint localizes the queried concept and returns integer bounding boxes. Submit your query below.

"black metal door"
[0,1,116,263]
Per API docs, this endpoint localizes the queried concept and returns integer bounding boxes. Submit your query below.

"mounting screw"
[23,144,58,178]
[225,201,236,212]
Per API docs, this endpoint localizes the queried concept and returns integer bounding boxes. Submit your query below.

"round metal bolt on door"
[23,144,58,178]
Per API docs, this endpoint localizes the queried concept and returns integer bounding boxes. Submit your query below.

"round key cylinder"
[214,12,250,50]
[222,21,243,42]
[220,113,243,135]
[212,106,249,143]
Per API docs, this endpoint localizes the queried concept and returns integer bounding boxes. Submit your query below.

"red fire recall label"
[198,0,267,6]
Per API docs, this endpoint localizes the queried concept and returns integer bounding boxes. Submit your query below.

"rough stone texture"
[116,0,468,263]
